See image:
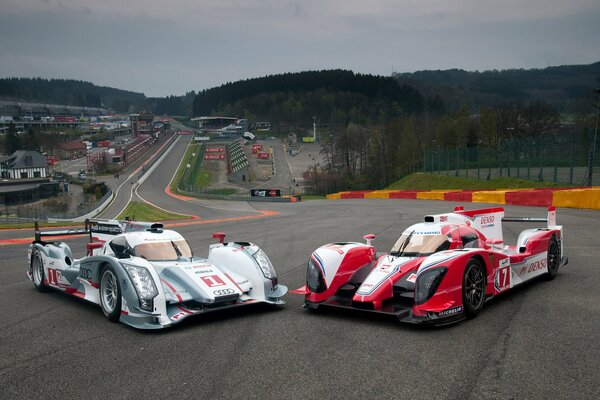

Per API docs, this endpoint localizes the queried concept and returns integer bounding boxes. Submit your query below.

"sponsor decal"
[251,189,281,197]
[205,147,224,153]
[518,258,547,275]
[406,273,417,283]
[480,215,495,224]
[378,264,393,272]
[356,264,401,295]
[440,216,448,222]
[204,154,225,160]
[479,215,496,229]
[415,231,441,235]
[438,306,463,317]
[89,223,122,235]
[213,288,236,296]
[79,267,92,280]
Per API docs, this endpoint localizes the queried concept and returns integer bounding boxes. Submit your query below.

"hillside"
[0,78,197,115]
[393,62,600,112]
[0,78,145,111]
[192,69,427,125]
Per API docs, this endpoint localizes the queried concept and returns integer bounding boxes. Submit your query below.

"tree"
[25,126,40,151]
[5,122,21,154]
[479,106,498,146]
[522,100,559,136]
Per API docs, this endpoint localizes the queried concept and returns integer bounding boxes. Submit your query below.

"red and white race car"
[293,206,567,325]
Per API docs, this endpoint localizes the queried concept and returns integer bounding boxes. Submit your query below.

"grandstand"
[226,140,249,183]
[0,100,108,119]
[192,116,238,133]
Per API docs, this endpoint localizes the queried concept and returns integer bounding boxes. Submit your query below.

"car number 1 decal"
[200,274,227,287]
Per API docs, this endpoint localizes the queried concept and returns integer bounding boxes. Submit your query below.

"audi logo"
[213,288,236,296]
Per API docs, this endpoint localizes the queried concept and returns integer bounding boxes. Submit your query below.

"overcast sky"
[1,0,598,97]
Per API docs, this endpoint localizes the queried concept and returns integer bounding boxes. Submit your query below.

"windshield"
[133,239,193,261]
[390,232,450,256]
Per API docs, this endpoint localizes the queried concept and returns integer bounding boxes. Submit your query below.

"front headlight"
[415,267,447,305]
[122,264,158,311]
[306,257,326,293]
[253,249,276,280]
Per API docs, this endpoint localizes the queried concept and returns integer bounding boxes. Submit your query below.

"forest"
[192,70,427,122]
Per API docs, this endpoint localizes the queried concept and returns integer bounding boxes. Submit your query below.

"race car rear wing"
[33,221,90,243]
[34,218,166,244]
[501,206,557,228]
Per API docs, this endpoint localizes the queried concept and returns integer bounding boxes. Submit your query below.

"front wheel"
[31,250,48,292]
[463,259,486,319]
[100,265,122,322]
[545,236,560,281]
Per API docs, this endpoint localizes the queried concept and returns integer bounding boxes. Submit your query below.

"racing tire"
[31,249,48,292]
[544,236,560,281]
[462,259,486,319]
[99,265,122,322]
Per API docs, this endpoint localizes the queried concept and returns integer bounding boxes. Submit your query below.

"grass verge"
[116,201,189,221]
[0,221,84,230]
[170,143,198,194]
[385,173,570,191]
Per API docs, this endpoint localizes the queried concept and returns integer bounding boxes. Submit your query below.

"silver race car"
[27,219,287,329]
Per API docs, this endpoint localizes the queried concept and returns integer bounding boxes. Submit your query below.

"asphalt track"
[1,136,599,399]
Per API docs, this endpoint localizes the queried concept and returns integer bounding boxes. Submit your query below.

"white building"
[0,150,48,179]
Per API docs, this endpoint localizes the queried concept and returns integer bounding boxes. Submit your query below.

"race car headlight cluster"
[253,249,276,280]
[306,257,326,293]
[122,264,158,311]
[415,267,448,305]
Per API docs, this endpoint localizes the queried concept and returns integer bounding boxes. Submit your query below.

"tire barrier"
[325,187,600,210]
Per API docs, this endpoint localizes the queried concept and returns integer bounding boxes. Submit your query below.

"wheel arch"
[469,253,489,282]
[80,256,129,292]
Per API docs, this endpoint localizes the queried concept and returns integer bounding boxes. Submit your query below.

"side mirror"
[485,239,504,250]
[86,242,103,256]
[212,232,226,244]
[363,234,376,246]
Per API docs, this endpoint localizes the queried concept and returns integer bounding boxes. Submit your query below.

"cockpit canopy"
[109,234,193,261]
[390,223,484,257]
[390,231,450,257]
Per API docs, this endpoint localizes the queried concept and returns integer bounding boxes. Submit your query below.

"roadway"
[0,199,598,399]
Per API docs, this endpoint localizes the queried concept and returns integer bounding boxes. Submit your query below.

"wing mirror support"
[363,234,376,247]
[212,232,226,244]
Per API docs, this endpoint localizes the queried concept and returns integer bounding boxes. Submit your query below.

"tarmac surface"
[1,130,599,399]
[0,198,599,399]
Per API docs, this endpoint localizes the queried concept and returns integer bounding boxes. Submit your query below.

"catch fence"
[423,131,599,186]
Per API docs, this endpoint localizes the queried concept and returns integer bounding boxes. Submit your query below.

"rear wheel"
[100,265,122,322]
[463,259,486,318]
[31,250,48,292]
[545,236,560,281]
